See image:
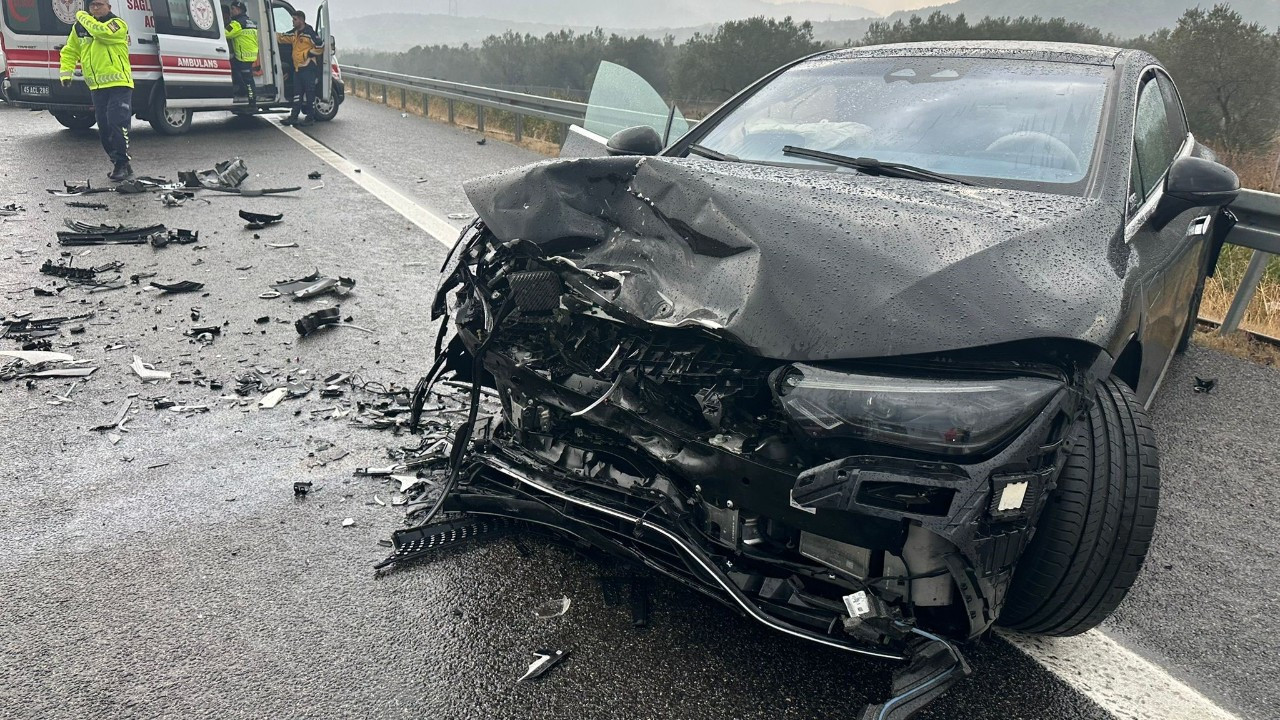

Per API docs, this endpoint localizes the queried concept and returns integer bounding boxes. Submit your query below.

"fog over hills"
[328,0,879,26]
[883,0,1280,36]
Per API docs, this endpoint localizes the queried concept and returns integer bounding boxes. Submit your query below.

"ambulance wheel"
[52,111,96,132]
[313,94,339,122]
[148,92,192,136]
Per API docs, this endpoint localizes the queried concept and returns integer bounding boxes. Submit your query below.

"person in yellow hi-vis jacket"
[225,1,259,111]
[59,0,133,181]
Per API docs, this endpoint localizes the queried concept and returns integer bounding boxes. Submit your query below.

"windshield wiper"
[782,146,974,186]
[688,144,740,162]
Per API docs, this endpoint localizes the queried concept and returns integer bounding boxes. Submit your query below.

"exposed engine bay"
[402,157,1114,717]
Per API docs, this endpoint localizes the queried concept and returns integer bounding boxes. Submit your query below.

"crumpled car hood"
[464,156,1128,361]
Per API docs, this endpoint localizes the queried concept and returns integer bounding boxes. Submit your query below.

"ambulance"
[1,0,343,134]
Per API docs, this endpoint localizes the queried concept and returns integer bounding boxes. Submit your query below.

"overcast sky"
[767,0,942,12]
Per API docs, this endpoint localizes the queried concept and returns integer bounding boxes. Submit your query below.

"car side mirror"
[606,126,663,157]
[1154,157,1240,229]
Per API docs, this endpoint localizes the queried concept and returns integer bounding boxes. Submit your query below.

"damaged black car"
[408,42,1242,716]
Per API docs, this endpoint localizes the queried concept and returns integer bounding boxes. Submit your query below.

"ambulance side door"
[316,0,330,103]
[151,0,232,106]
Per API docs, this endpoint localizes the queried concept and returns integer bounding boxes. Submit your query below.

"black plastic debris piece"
[240,209,283,230]
[294,481,313,497]
[374,515,520,569]
[150,229,199,248]
[59,220,166,246]
[476,137,487,146]
[629,577,652,628]
[255,316,271,325]
[308,171,323,180]
[154,399,178,410]
[33,287,58,297]
[40,260,97,281]
[320,386,344,398]
[1194,377,1218,394]
[150,280,205,294]
[1,202,25,216]
[295,307,341,336]
[69,325,86,335]
[159,191,195,207]
[209,379,224,391]
[518,649,571,683]
[130,272,158,285]
[93,261,124,274]
[185,325,223,338]
[21,339,53,351]
[180,158,248,190]
[66,201,109,210]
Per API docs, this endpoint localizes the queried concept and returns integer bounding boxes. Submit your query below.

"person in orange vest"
[276,11,324,126]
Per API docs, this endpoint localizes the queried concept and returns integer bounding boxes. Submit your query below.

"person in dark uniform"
[276,11,324,126]
[225,1,259,111]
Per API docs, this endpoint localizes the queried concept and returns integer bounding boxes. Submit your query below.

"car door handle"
[215,47,228,53]
[1186,215,1212,237]
[138,37,157,45]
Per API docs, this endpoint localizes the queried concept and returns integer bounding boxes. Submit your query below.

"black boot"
[108,162,133,182]
[281,112,300,126]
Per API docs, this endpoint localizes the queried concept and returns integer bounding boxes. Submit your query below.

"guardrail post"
[514,114,524,142]
[400,88,406,109]
[380,83,387,104]
[447,99,455,124]
[1220,250,1275,335]
[477,105,485,133]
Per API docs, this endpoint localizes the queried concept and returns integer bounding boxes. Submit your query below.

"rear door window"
[153,0,223,39]
[3,0,74,36]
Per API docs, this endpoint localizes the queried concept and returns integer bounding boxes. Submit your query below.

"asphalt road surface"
[1,98,1277,720]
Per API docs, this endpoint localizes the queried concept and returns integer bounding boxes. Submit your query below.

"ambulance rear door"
[316,0,330,103]
[151,0,233,107]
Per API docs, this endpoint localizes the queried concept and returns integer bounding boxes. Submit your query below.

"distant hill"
[882,0,1280,37]
[328,0,878,28]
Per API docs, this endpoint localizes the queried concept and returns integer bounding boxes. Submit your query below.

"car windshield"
[692,56,1112,193]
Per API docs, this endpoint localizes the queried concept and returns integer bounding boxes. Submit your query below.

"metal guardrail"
[341,65,682,141]
[1221,189,1280,336]
[343,64,1279,339]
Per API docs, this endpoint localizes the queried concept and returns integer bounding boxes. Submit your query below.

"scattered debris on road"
[58,220,166,246]
[295,307,342,337]
[181,158,248,190]
[131,356,172,381]
[240,210,284,230]
[150,280,205,294]
[518,649,570,683]
[533,597,572,619]
[1194,377,1218,394]
[272,270,356,300]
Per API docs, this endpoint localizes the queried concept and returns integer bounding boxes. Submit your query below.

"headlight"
[774,364,1061,456]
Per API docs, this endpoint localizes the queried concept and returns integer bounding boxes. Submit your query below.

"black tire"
[999,377,1160,636]
[147,90,192,136]
[52,110,97,131]
[312,82,341,122]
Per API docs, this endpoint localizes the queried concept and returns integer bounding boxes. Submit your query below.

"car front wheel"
[999,376,1160,636]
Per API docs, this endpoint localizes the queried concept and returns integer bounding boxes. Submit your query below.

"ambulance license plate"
[21,85,51,97]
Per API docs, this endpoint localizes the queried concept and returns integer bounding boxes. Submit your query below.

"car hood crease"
[463,156,1130,361]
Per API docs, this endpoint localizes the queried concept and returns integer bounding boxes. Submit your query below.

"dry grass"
[1192,327,1280,366]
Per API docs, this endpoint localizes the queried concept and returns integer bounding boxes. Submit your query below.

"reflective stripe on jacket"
[276,25,323,71]
[59,11,133,91]
[226,16,259,63]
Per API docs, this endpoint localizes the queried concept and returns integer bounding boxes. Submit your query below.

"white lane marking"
[1002,630,1243,720]
[272,122,458,247]
[277,116,1244,720]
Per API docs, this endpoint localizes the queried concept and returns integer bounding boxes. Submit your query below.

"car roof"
[821,41,1127,67]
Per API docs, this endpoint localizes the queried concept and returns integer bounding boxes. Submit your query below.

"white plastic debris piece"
[342,518,355,527]
[373,495,386,507]
[131,355,171,381]
[391,495,406,507]
[29,367,98,378]
[533,597,572,619]
[0,350,75,364]
[108,433,122,445]
[258,291,282,299]
[267,242,299,249]
[843,591,872,618]
[393,474,420,493]
[998,482,1029,512]
[258,387,288,408]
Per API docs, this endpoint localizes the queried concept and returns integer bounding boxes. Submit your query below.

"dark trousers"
[295,64,319,117]
[91,85,131,166]
[231,59,256,106]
